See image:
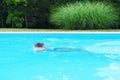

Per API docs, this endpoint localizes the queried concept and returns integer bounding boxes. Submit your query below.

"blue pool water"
[0,33,120,80]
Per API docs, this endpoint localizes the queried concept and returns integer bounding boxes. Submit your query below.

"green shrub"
[50,2,119,29]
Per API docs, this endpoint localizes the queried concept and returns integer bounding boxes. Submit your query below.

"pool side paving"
[0,28,120,32]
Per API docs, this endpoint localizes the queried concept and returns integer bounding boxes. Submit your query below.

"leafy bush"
[51,2,119,29]
[6,11,24,28]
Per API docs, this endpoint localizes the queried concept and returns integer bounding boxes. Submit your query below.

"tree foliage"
[0,0,120,29]
[0,0,27,28]
[6,11,24,27]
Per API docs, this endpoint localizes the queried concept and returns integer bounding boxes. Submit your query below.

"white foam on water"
[97,63,120,80]
[86,41,120,54]
[62,75,69,80]
[85,40,120,61]
[37,76,48,80]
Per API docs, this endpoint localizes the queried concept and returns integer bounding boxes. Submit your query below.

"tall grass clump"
[50,2,119,29]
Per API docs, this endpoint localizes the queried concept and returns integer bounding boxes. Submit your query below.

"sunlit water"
[0,33,120,80]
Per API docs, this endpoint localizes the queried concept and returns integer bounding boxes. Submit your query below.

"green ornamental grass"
[51,2,119,29]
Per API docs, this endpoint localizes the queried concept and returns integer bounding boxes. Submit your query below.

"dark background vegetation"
[0,0,120,29]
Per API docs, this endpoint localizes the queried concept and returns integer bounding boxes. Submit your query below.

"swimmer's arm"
[44,47,51,50]
[34,47,51,52]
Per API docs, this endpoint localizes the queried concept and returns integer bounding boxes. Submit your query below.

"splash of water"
[86,41,120,61]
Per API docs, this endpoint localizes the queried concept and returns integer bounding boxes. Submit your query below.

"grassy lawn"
[0,28,120,32]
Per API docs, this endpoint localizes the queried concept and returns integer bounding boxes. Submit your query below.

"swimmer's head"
[35,43,44,47]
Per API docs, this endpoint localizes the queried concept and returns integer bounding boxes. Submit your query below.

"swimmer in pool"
[34,43,50,52]
[34,42,85,52]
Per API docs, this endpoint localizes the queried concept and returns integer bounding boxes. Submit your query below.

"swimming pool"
[0,33,120,80]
